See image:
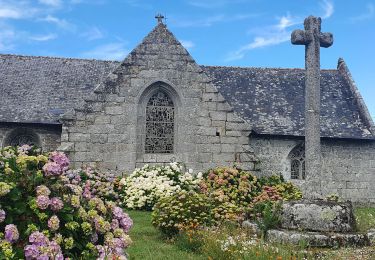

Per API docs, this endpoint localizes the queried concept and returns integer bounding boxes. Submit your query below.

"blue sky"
[1,0,374,118]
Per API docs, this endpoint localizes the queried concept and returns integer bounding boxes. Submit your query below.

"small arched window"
[145,91,174,153]
[289,143,305,180]
[4,128,40,147]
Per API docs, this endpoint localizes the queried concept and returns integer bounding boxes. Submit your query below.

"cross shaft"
[291,16,333,197]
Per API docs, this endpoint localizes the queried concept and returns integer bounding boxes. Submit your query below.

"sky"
[0,0,374,118]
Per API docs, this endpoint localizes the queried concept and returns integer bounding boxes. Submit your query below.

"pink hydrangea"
[36,195,50,210]
[42,161,62,176]
[50,197,64,211]
[119,214,133,233]
[0,209,5,223]
[49,151,70,172]
[28,231,48,246]
[112,207,125,219]
[5,224,19,243]
[25,232,64,260]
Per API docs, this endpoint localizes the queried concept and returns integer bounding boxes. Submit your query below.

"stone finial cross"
[155,14,165,24]
[291,16,333,197]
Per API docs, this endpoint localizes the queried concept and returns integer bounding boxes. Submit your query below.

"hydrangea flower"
[50,197,64,211]
[36,185,51,197]
[5,224,19,243]
[49,151,70,172]
[0,209,6,222]
[48,215,60,231]
[29,231,49,246]
[42,161,62,176]
[36,195,50,210]
[0,182,12,196]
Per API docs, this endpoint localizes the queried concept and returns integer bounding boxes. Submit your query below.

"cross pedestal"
[291,16,333,197]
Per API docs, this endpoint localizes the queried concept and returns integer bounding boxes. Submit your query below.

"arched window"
[145,91,174,153]
[289,143,305,180]
[4,128,40,147]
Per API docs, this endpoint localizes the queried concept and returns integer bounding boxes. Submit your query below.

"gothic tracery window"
[145,91,174,153]
[289,143,305,180]
[5,129,40,147]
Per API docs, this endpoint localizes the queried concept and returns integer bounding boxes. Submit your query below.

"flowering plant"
[0,145,132,259]
[119,163,201,210]
[199,167,258,211]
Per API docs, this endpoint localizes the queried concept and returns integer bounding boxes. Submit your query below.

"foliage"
[152,191,213,237]
[0,145,132,259]
[258,175,303,201]
[119,163,201,210]
[152,167,302,237]
[325,193,340,202]
[196,224,316,260]
[355,207,375,232]
[248,186,283,237]
[199,167,258,211]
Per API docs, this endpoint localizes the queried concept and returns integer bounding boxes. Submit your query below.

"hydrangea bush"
[0,145,132,259]
[152,166,302,236]
[119,163,201,210]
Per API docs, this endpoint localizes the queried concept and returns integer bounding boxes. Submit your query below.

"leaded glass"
[9,134,37,147]
[289,143,305,180]
[145,91,174,153]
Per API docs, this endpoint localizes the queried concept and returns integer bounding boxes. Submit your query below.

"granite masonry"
[0,21,374,203]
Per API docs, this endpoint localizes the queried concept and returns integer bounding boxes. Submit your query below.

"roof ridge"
[0,53,120,63]
[201,65,337,71]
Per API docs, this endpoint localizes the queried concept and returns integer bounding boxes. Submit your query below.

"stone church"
[1,21,374,203]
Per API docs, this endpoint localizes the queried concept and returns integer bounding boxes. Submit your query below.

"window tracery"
[289,143,305,180]
[145,91,174,153]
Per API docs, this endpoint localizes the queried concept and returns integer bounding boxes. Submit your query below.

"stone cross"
[155,14,165,24]
[291,16,333,197]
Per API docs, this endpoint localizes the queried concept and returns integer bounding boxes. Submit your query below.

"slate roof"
[0,54,373,139]
[202,66,374,139]
[0,54,118,124]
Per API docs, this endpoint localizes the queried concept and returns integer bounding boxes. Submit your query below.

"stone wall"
[251,134,375,204]
[60,24,256,173]
[0,123,61,152]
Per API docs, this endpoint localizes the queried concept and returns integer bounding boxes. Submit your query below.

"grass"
[355,207,375,232]
[127,209,375,260]
[127,210,204,260]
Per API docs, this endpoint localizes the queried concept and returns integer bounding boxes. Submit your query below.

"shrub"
[151,190,213,236]
[0,145,132,259]
[119,163,201,210]
[152,167,302,237]
[200,167,258,210]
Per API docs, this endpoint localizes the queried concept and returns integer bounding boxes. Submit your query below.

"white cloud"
[0,1,39,19]
[321,0,334,19]
[38,0,62,7]
[41,15,75,31]
[351,3,374,22]
[81,26,104,41]
[0,7,21,19]
[226,14,300,61]
[180,40,195,50]
[81,43,129,60]
[29,33,57,41]
[0,28,16,51]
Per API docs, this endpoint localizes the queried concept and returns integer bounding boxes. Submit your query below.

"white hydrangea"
[120,163,202,210]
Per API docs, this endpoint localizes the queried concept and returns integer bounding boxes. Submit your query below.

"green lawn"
[127,210,205,260]
[127,208,375,260]
[355,207,375,232]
